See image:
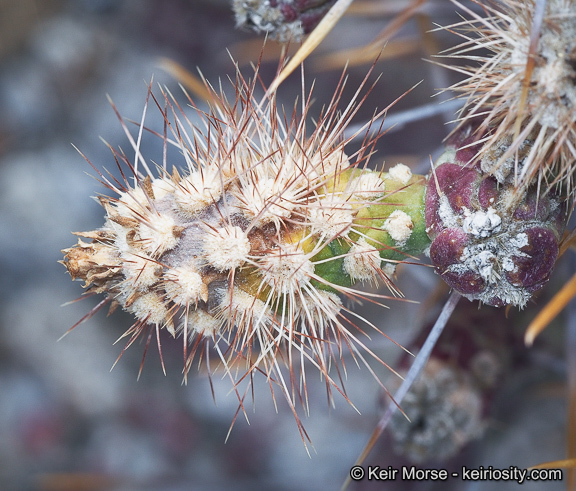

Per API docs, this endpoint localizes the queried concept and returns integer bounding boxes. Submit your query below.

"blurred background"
[0,1,570,489]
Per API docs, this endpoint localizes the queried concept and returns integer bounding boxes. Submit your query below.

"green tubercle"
[310,238,353,290]
[354,172,429,260]
[310,167,430,290]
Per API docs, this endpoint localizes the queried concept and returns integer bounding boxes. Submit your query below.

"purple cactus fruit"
[233,0,337,42]
[426,128,566,307]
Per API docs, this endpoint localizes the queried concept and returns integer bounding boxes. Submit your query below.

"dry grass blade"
[37,472,121,491]
[570,379,576,489]
[529,458,576,469]
[315,0,426,70]
[158,57,222,108]
[266,0,354,95]
[524,272,576,347]
[229,38,297,66]
[315,39,420,71]
[348,0,420,16]
[368,0,427,47]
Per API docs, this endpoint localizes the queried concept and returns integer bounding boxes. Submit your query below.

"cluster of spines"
[437,0,576,201]
[61,68,431,420]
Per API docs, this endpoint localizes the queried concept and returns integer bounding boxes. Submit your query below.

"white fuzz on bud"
[138,213,181,256]
[121,253,162,291]
[174,170,223,217]
[114,187,149,218]
[219,288,274,337]
[308,148,350,179]
[185,309,221,338]
[381,262,397,278]
[164,265,208,306]
[233,174,299,227]
[307,196,354,238]
[349,172,386,200]
[343,237,382,283]
[128,292,171,329]
[259,241,314,295]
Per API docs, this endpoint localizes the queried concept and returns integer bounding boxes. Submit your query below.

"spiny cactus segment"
[61,72,431,411]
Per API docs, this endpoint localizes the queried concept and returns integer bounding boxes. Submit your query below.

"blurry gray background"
[0,1,569,490]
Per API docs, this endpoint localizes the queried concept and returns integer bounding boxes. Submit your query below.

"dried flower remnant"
[61,67,432,419]
[438,0,576,199]
[233,0,337,42]
[426,126,566,308]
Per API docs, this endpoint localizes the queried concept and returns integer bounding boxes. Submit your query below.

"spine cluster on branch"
[60,1,576,438]
[439,0,576,199]
[61,69,430,413]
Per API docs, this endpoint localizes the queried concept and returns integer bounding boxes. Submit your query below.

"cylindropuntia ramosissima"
[59,1,575,454]
[61,66,571,431]
[60,67,432,422]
